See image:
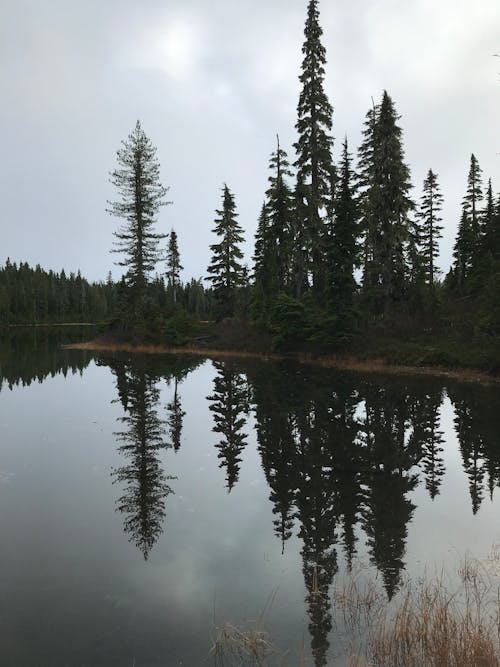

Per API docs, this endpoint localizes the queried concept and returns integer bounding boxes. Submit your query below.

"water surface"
[1,328,500,666]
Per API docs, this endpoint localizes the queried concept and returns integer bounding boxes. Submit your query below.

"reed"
[334,553,500,667]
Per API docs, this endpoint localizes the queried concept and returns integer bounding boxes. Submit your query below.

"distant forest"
[0,261,211,325]
[3,0,500,352]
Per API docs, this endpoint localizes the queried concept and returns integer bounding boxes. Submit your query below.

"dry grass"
[334,554,500,667]
[64,339,280,361]
[207,554,500,666]
[209,589,309,666]
[64,340,500,386]
[210,622,274,666]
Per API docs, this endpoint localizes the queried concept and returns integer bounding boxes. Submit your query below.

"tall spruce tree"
[107,120,169,324]
[291,174,310,299]
[252,202,273,319]
[359,92,414,314]
[166,229,183,306]
[463,154,483,256]
[357,104,379,292]
[207,185,246,318]
[452,208,473,290]
[451,156,484,292]
[482,179,495,258]
[327,138,358,325]
[253,202,270,286]
[265,135,294,292]
[294,0,334,295]
[418,169,443,291]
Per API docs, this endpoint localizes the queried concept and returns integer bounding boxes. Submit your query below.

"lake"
[1,327,500,666]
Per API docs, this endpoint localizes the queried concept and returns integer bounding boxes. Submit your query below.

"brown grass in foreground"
[334,552,500,667]
[210,551,500,666]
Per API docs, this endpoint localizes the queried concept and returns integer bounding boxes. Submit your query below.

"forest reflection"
[99,357,500,667]
[0,327,94,390]
[3,336,500,667]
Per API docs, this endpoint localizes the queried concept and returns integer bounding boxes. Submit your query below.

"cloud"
[0,0,499,280]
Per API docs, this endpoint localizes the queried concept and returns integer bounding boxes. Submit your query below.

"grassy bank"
[64,318,500,386]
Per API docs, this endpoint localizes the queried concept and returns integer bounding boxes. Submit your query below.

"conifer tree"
[463,154,483,258]
[265,136,294,292]
[357,105,379,292]
[418,169,443,291]
[327,138,358,325]
[207,185,246,318]
[291,175,310,299]
[358,92,414,313]
[253,202,270,287]
[166,229,183,305]
[451,156,484,292]
[294,0,334,294]
[252,203,272,319]
[481,179,499,265]
[452,208,473,290]
[107,120,169,323]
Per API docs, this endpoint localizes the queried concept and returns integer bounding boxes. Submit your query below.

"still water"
[1,328,500,666]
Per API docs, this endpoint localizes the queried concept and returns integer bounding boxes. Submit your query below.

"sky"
[1,0,499,283]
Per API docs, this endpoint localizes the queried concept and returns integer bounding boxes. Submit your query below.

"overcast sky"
[1,0,499,282]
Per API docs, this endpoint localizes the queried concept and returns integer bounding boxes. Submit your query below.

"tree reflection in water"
[95,354,500,665]
[104,355,201,559]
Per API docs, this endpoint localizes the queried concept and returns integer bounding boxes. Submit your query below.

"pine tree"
[359,92,414,314]
[251,203,272,320]
[452,208,473,290]
[166,228,183,306]
[327,138,358,325]
[107,121,170,324]
[291,174,310,299]
[463,154,483,261]
[265,135,294,292]
[451,156,484,292]
[294,0,334,294]
[418,169,444,291]
[207,185,246,318]
[357,104,379,292]
[253,202,270,286]
[481,179,496,265]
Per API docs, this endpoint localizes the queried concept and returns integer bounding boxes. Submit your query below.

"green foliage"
[269,293,307,348]
[165,228,183,306]
[162,311,193,346]
[108,120,170,324]
[207,184,247,319]
[294,0,334,293]
[418,169,443,290]
[0,260,113,324]
[326,138,359,320]
[357,91,414,315]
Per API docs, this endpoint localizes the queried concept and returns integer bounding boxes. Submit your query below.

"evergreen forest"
[3,0,500,373]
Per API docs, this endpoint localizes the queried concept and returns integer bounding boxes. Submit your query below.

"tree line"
[103,0,500,347]
[3,0,498,347]
[0,260,114,324]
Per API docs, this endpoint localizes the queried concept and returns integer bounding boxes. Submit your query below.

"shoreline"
[63,339,500,386]
[2,322,97,328]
